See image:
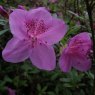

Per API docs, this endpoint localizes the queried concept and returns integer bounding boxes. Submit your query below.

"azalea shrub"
[0,0,95,95]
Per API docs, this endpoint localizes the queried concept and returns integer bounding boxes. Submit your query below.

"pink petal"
[67,32,92,57]
[49,0,58,3]
[9,9,28,39]
[26,7,52,36]
[59,32,92,72]
[72,56,91,72]
[18,5,26,10]
[6,87,15,95]
[69,32,92,46]
[29,43,56,71]
[28,7,52,24]
[59,49,72,72]
[2,37,29,63]
[38,18,68,45]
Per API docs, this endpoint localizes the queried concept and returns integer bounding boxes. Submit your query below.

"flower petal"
[59,32,92,72]
[59,49,72,72]
[6,87,15,95]
[38,18,68,45]
[2,37,29,63]
[28,7,52,24]
[9,9,28,39]
[29,43,56,71]
[72,56,91,72]
[18,5,26,10]
[69,32,92,46]
[26,7,52,36]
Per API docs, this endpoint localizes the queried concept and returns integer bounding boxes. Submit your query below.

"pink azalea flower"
[59,32,92,72]
[18,5,26,10]
[2,7,67,70]
[6,87,15,95]
[10,5,26,13]
[0,5,9,18]
[49,0,58,3]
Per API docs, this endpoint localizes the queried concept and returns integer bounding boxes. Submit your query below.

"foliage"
[0,0,95,95]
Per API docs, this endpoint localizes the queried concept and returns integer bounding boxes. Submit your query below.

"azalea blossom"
[2,7,67,70]
[0,5,9,18]
[59,32,92,72]
[49,0,58,3]
[6,87,15,95]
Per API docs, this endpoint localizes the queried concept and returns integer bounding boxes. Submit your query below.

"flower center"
[25,19,48,36]
[24,35,37,48]
[24,19,49,48]
[25,19,37,35]
[24,19,49,47]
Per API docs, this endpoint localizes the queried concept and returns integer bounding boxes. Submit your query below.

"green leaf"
[63,83,73,88]
[47,92,55,95]
[4,76,12,83]
[60,78,71,82]
[0,22,5,25]
[68,10,84,20]
[0,29,9,36]
[0,19,7,22]
[37,84,41,91]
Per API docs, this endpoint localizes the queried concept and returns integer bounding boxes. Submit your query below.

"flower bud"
[0,6,9,18]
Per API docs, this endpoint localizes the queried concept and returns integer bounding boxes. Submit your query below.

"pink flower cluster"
[2,7,92,72]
